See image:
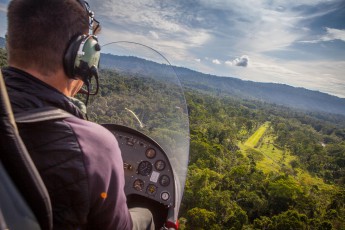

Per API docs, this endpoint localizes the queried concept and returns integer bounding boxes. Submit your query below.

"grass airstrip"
[239,122,334,191]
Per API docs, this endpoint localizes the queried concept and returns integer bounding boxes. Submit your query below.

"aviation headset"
[63,0,101,95]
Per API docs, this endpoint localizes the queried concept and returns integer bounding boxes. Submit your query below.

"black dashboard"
[102,124,176,208]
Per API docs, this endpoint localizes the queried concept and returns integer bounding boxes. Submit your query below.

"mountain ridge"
[100,54,345,116]
[1,37,344,116]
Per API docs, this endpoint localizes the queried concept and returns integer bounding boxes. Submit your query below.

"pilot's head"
[7,0,101,98]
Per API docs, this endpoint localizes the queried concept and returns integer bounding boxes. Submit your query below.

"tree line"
[179,90,344,229]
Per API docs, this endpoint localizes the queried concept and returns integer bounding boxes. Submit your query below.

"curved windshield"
[87,41,190,214]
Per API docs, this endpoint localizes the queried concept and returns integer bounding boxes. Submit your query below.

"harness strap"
[15,107,74,123]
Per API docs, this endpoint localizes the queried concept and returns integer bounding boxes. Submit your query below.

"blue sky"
[1,0,344,98]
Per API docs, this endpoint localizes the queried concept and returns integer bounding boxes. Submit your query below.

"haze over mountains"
[1,36,344,116]
[101,54,345,116]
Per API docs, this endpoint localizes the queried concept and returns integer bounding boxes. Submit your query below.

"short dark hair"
[7,0,89,75]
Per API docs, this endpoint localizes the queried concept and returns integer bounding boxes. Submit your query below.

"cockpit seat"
[0,70,52,230]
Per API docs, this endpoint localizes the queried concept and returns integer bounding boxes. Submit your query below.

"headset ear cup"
[63,35,85,79]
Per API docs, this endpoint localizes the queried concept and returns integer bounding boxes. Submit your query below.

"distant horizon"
[102,52,345,100]
[0,35,344,100]
[172,62,345,99]
[1,0,344,98]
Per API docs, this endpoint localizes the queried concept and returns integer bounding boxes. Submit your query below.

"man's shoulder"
[64,117,120,160]
[65,117,116,145]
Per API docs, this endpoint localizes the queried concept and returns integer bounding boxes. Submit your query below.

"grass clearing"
[239,122,335,190]
[244,122,269,147]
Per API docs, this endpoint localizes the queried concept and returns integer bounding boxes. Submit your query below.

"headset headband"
[77,0,100,35]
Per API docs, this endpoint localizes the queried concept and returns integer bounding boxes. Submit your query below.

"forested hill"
[101,54,345,116]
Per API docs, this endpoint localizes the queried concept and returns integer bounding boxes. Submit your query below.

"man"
[2,0,153,229]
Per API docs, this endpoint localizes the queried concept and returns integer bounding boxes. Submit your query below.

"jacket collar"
[2,67,85,119]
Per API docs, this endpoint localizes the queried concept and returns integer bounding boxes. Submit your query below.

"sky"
[1,0,345,98]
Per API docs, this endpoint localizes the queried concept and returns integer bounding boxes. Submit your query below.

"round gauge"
[159,175,170,187]
[161,192,170,201]
[137,161,153,176]
[146,184,157,195]
[133,179,144,191]
[145,148,156,159]
[155,160,166,171]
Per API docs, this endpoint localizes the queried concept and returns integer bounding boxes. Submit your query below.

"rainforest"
[1,48,345,229]
[180,90,345,229]
[88,63,345,230]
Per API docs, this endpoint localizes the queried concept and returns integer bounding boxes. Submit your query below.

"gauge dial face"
[161,192,170,201]
[133,179,144,191]
[159,175,170,187]
[138,161,153,176]
[155,160,166,171]
[145,148,156,159]
[146,184,157,195]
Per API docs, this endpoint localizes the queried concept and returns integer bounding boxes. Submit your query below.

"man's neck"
[9,65,73,97]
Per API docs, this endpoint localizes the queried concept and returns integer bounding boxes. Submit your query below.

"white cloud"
[320,27,345,42]
[149,31,160,40]
[225,60,233,66]
[212,59,221,64]
[197,0,341,55]
[225,55,250,67]
[196,1,309,53]
[96,0,210,45]
[93,0,212,67]
[235,55,250,67]
[300,28,345,44]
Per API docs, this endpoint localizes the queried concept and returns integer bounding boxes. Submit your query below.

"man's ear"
[69,79,84,97]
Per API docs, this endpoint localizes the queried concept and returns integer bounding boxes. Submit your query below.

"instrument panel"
[102,124,175,208]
